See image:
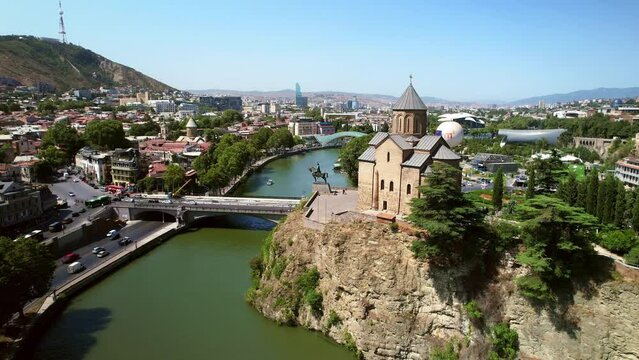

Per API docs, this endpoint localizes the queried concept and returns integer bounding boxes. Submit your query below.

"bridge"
[312,131,366,146]
[111,196,301,224]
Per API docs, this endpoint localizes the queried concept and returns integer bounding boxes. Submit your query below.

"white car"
[92,246,106,254]
[96,250,109,258]
[73,178,80,183]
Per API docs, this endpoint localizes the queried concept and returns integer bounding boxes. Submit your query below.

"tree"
[489,323,519,360]
[128,121,160,136]
[32,160,55,183]
[305,107,323,121]
[39,146,68,167]
[614,181,627,228]
[602,176,618,224]
[41,122,84,162]
[530,149,564,192]
[632,188,639,231]
[595,178,606,221]
[339,134,374,184]
[265,128,294,150]
[136,176,159,193]
[557,172,577,206]
[379,122,390,132]
[250,127,274,150]
[163,164,185,192]
[585,170,599,215]
[218,109,243,125]
[0,237,55,323]
[575,179,588,209]
[525,169,536,199]
[84,120,129,150]
[598,229,637,255]
[409,163,487,265]
[493,168,504,211]
[201,165,230,195]
[625,246,639,266]
[514,196,598,301]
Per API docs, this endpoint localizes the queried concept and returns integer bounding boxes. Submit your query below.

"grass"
[568,164,586,180]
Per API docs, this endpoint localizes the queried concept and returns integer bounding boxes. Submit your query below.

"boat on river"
[266,179,274,185]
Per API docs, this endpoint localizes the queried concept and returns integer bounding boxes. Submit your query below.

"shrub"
[389,222,399,233]
[515,275,553,302]
[463,300,483,321]
[305,289,323,317]
[411,240,439,259]
[489,323,519,360]
[249,256,263,282]
[625,245,639,266]
[598,229,638,255]
[430,343,459,360]
[295,267,320,294]
[273,257,287,279]
[326,310,341,329]
[493,222,521,252]
[342,330,359,354]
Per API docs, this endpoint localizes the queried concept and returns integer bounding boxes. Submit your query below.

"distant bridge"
[313,131,366,146]
[111,196,300,224]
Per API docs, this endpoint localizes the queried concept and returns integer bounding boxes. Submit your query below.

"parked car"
[67,261,85,274]
[73,178,80,183]
[96,250,109,258]
[118,237,132,246]
[72,212,79,217]
[68,192,76,197]
[61,252,80,264]
[92,246,106,254]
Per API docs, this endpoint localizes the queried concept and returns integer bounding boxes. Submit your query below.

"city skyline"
[1,0,638,102]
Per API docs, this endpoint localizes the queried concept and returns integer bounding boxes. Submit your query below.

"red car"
[61,252,80,264]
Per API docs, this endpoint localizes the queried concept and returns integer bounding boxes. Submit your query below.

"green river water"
[33,148,354,360]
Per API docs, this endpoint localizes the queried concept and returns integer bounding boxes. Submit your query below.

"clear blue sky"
[1,0,638,102]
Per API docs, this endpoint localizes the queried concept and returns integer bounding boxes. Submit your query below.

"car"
[68,192,76,197]
[118,237,132,246]
[106,229,120,239]
[67,261,85,274]
[79,208,86,213]
[96,250,109,258]
[73,178,80,183]
[61,252,80,264]
[62,217,73,224]
[72,212,79,217]
[92,246,106,254]
[148,199,159,203]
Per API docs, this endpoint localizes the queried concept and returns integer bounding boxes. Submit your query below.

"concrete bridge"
[112,196,300,224]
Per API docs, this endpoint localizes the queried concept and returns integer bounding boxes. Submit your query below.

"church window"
[382,201,387,210]
[389,181,394,191]
[407,184,412,195]
[380,180,385,190]
[387,152,390,162]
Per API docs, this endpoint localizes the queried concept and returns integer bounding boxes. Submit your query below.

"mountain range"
[506,87,639,106]
[0,35,173,92]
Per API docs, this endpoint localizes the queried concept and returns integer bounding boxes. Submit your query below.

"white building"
[75,147,111,185]
[553,110,588,118]
[288,117,317,136]
[148,100,176,113]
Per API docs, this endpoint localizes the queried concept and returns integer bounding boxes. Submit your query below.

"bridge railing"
[114,201,297,215]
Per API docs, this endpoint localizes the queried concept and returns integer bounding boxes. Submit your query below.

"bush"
[463,300,483,322]
[625,246,639,266]
[598,230,638,255]
[493,222,521,252]
[304,289,323,317]
[411,239,439,259]
[489,323,519,360]
[326,310,341,329]
[430,343,459,360]
[389,222,399,233]
[515,275,553,302]
[295,267,323,318]
[273,258,287,279]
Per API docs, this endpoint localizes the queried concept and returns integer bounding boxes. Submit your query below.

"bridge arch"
[313,131,366,146]
[131,209,177,222]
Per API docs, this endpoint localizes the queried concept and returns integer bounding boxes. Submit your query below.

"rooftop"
[393,83,427,111]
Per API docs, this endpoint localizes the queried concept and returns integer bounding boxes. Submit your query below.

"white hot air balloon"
[436,121,464,147]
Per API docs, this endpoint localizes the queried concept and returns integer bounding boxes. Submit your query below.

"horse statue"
[309,162,329,183]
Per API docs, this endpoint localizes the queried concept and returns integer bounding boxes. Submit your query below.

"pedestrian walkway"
[594,244,639,271]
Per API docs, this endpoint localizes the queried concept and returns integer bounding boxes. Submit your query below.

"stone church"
[357,81,461,215]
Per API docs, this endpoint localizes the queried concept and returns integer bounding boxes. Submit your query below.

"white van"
[67,261,85,274]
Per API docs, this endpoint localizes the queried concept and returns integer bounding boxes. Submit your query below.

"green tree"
[218,109,243,125]
[595,178,606,221]
[201,165,230,195]
[265,128,294,150]
[493,168,504,211]
[430,343,459,360]
[37,101,58,114]
[84,119,129,150]
[0,237,55,322]
[602,176,618,224]
[614,181,626,228]
[530,150,564,192]
[514,196,598,301]
[163,164,185,192]
[128,121,160,136]
[598,229,637,255]
[525,169,536,199]
[250,127,274,150]
[557,172,577,206]
[575,179,588,209]
[136,176,158,193]
[32,160,55,182]
[41,122,84,162]
[632,188,639,231]
[409,163,487,265]
[585,170,599,215]
[339,133,373,184]
[305,107,323,121]
[39,146,68,167]
[625,246,639,266]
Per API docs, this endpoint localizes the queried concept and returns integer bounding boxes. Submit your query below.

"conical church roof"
[186,118,197,128]
[393,83,427,111]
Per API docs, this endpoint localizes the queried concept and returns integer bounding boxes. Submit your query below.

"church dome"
[186,118,197,128]
[393,83,427,111]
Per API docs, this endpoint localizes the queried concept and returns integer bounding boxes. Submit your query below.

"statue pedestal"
[312,182,332,195]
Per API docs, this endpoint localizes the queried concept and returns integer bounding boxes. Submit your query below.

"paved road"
[51,220,171,289]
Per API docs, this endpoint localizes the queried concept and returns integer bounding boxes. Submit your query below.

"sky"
[1,0,638,102]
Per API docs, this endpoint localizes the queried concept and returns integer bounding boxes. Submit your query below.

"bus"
[86,195,112,208]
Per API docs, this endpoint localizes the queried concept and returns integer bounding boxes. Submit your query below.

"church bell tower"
[391,76,428,137]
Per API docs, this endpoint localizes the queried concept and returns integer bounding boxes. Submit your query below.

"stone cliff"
[249,211,639,360]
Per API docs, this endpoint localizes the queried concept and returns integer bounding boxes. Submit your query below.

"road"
[51,220,171,289]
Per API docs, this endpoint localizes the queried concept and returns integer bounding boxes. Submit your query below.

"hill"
[508,87,639,106]
[0,35,173,92]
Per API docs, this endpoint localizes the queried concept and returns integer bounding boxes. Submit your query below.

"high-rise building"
[198,96,242,111]
[295,83,308,109]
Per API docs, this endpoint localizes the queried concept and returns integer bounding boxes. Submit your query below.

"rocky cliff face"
[249,211,639,360]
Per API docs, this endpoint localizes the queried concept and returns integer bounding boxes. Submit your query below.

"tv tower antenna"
[58,0,67,43]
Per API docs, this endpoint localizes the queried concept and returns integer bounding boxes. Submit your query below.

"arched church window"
[389,181,394,191]
[407,184,411,195]
[387,152,390,162]
[380,180,385,190]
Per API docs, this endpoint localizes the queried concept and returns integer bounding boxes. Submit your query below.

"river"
[33,148,354,360]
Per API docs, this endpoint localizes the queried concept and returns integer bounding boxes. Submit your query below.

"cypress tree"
[596,178,606,221]
[558,172,577,206]
[632,188,639,231]
[526,169,536,199]
[603,176,617,224]
[586,170,599,215]
[614,181,626,228]
[493,168,504,211]
[576,180,588,209]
